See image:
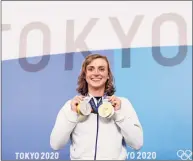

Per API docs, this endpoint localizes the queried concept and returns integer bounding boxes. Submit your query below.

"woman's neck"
[88,86,105,97]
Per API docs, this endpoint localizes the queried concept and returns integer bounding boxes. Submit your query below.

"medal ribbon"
[89,94,107,113]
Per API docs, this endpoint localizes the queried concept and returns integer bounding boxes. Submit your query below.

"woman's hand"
[107,95,121,111]
[71,95,85,113]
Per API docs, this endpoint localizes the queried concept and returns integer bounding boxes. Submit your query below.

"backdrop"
[2,1,192,160]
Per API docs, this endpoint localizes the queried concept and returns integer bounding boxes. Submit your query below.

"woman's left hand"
[107,95,121,111]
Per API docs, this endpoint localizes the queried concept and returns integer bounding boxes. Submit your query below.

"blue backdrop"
[2,46,192,160]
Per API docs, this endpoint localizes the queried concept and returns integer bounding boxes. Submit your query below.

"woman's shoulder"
[60,99,72,111]
[117,96,132,103]
[117,96,135,110]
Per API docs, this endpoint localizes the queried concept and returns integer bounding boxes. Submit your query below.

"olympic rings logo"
[177,150,192,160]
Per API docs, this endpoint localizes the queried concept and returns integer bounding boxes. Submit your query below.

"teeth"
[92,79,101,81]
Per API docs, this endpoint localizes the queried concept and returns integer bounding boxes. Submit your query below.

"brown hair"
[76,54,116,96]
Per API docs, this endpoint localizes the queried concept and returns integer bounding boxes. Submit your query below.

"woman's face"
[85,58,109,90]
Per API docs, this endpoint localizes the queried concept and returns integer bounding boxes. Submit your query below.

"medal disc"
[98,102,114,118]
[77,101,91,116]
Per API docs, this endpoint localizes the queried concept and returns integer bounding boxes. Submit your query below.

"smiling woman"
[77,54,115,97]
[50,54,143,160]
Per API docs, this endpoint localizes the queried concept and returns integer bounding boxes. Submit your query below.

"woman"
[50,54,143,160]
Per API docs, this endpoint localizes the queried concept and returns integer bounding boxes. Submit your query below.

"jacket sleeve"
[113,97,143,150]
[50,100,79,150]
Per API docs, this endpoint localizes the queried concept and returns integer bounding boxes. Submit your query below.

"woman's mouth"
[91,78,102,81]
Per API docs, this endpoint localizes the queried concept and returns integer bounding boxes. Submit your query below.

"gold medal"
[77,104,82,115]
[98,102,114,118]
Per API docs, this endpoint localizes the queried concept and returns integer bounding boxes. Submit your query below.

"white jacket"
[50,96,143,160]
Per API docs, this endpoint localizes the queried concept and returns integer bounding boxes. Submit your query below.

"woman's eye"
[100,68,105,71]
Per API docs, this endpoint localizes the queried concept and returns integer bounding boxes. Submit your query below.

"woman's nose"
[93,69,99,74]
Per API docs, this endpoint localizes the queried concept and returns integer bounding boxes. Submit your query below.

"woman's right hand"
[71,95,85,113]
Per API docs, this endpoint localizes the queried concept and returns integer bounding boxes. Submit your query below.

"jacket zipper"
[94,113,99,160]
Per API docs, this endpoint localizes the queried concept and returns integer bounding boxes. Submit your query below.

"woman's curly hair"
[76,54,116,96]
